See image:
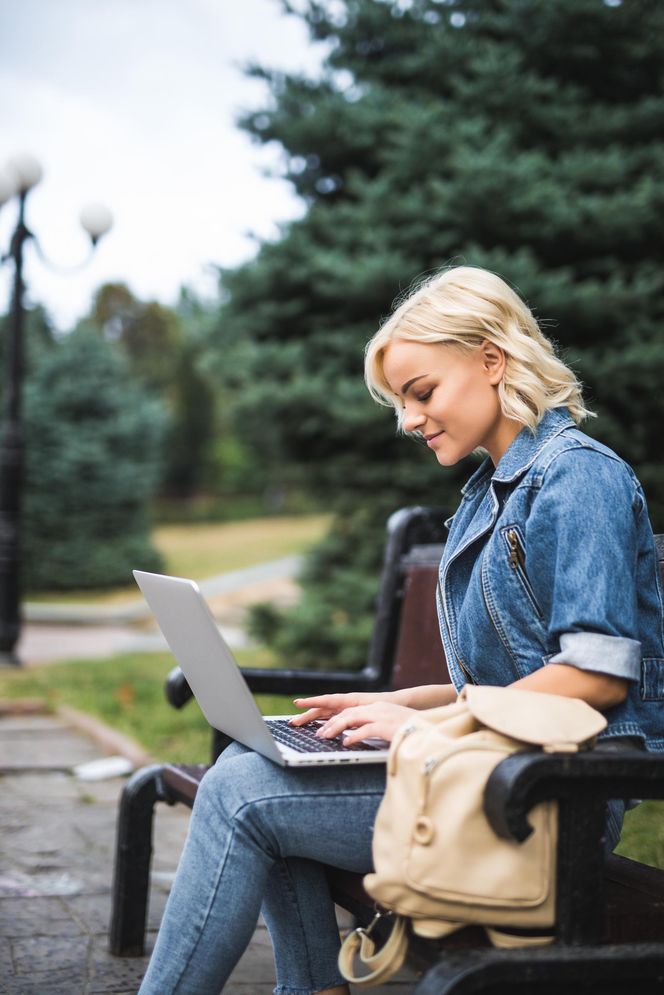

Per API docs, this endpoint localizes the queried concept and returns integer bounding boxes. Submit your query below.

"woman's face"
[381,338,520,466]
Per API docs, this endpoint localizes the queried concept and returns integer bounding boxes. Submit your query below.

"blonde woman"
[138,266,664,995]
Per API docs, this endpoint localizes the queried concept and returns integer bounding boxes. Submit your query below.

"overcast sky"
[0,0,325,330]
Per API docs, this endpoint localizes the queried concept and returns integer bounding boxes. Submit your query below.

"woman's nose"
[402,407,426,433]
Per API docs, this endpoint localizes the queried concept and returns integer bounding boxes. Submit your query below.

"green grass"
[615,800,664,870]
[0,650,295,764]
[27,513,331,605]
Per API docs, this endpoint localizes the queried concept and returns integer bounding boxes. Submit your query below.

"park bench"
[109,506,664,993]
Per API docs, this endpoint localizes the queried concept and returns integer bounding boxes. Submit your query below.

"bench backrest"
[365,507,449,690]
[383,510,664,693]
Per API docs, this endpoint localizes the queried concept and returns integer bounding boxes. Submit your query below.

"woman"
[138,266,664,995]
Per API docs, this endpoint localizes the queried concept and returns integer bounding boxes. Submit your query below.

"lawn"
[0,649,294,765]
[27,513,331,605]
[615,801,664,871]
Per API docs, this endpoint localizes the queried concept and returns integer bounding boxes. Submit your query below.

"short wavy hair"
[365,266,592,431]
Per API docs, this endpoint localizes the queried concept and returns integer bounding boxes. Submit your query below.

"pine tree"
[210,0,664,666]
[22,329,165,590]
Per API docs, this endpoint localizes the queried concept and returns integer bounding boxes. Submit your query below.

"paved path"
[15,557,303,666]
[2,559,419,993]
[23,557,303,626]
[0,711,418,994]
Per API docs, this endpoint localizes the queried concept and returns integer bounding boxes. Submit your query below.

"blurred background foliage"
[22,329,166,589]
[209,0,664,667]
[5,0,664,669]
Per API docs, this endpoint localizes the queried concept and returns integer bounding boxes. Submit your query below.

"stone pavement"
[1,556,419,992]
[0,713,419,994]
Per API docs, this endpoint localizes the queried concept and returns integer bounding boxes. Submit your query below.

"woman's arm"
[290,684,457,726]
[307,667,628,746]
[511,662,628,710]
[389,683,458,709]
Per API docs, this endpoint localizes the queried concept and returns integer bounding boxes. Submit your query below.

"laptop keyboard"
[267,720,383,753]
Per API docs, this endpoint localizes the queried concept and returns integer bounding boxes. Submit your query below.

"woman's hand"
[311,701,416,747]
[290,691,399,726]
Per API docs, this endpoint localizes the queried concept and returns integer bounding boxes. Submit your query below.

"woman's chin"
[433,442,470,467]
[434,449,459,467]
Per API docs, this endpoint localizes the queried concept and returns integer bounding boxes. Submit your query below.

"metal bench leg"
[109,764,172,956]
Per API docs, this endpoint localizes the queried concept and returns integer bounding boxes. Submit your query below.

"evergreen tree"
[88,283,224,501]
[92,282,181,394]
[22,329,165,590]
[162,331,218,498]
[0,304,57,400]
[209,0,664,666]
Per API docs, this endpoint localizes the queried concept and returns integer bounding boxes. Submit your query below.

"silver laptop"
[133,570,389,767]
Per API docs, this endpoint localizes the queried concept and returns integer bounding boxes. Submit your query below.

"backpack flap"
[461,685,607,751]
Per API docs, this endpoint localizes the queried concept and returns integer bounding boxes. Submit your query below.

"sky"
[0,0,326,331]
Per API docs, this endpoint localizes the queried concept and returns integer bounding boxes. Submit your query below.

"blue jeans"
[137,742,386,995]
[138,741,626,995]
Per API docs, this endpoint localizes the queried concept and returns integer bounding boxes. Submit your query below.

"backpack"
[339,684,607,986]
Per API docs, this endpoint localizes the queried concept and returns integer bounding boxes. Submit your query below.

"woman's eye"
[416,389,433,402]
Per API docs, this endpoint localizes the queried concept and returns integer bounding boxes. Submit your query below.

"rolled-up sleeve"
[548,631,641,680]
[527,446,643,682]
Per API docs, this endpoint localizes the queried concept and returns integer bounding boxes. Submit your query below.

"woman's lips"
[426,431,444,448]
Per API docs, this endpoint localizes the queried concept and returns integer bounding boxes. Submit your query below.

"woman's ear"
[479,340,506,385]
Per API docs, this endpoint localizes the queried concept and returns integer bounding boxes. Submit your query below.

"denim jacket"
[436,408,664,750]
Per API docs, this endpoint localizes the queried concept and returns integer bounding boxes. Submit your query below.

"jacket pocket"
[640,658,664,700]
[500,525,544,620]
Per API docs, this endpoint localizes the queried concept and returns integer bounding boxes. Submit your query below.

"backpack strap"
[338,913,408,986]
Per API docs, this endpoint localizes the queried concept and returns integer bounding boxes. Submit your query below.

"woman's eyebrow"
[400,374,427,396]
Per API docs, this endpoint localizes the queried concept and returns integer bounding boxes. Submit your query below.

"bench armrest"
[484,746,664,945]
[165,667,193,709]
[484,747,664,843]
[164,663,389,710]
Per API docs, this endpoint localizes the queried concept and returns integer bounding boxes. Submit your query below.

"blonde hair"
[365,266,592,430]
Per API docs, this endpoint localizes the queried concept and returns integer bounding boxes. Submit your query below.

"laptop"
[133,570,389,767]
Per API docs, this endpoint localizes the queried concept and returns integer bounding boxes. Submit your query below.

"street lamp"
[0,154,113,665]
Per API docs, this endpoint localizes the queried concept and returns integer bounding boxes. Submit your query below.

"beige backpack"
[339,685,607,986]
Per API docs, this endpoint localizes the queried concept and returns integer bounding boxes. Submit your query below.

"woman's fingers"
[289,694,344,726]
[289,693,362,725]
[316,706,366,739]
[339,723,382,748]
[289,707,332,725]
[294,693,358,709]
[316,703,414,744]
[289,694,407,738]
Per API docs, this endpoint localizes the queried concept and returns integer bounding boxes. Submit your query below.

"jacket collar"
[461,408,575,496]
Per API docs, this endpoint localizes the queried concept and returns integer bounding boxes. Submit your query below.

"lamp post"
[0,154,112,665]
